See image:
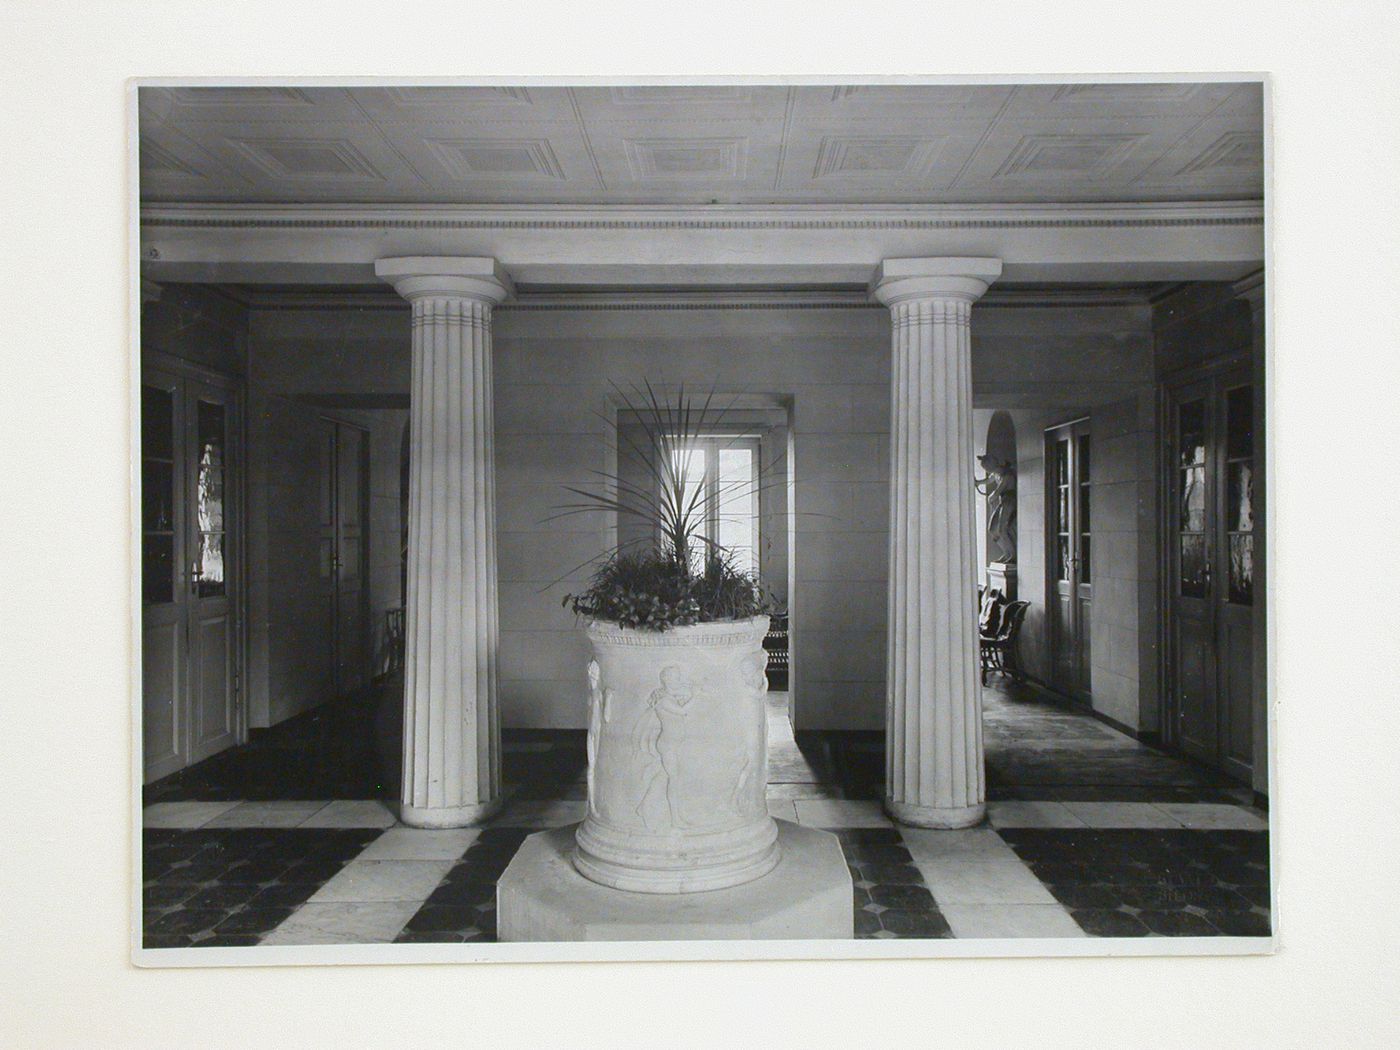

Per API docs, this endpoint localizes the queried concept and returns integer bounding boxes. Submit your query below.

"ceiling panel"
[136,82,1264,206]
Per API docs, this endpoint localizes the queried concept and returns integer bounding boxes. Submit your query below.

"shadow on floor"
[146,673,1247,808]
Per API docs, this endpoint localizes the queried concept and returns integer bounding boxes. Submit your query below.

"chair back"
[998,600,1030,642]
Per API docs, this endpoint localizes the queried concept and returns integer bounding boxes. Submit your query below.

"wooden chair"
[980,599,1029,685]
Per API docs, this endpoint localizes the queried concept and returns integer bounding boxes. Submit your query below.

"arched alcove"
[981,409,1018,596]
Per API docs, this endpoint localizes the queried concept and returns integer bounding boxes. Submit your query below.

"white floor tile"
[914,856,1059,905]
[261,902,421,946]
[792,799,892,828]
[203,801,330,828]
[1061,801,1183,829]
[766,800,798,822]
[987,800,1086,829]
[357,827,480,861]
[141,801,241,829]
[941,903,1086,939]
[298,800,398,829]
[1152,802,1268,830]
[899,826,1010,857]
[765,783,842,801]
[307,859,454,903]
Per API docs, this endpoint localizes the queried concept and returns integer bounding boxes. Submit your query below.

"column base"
[497,821,853,942]
[885,798,986,829]
[398,798,501,829]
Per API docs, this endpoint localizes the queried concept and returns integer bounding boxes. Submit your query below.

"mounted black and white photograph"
[133,77,1272,961]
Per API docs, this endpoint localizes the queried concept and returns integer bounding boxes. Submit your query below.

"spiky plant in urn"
[553,384,777,894]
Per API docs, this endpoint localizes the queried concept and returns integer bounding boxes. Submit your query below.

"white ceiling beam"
[140,201,1263,287]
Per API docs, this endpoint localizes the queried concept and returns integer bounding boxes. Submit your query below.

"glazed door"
[1167,368,1255,781]
[142,366,241,782]
[1047,420,1092,700]
[319,419,369,697]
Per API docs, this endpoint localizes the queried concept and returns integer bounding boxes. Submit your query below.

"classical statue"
[975,454,1017,564]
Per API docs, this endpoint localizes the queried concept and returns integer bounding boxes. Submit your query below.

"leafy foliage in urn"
[556,383,774,631]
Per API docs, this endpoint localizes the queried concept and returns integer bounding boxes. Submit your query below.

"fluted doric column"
[872,257,1002,829]
[376,256,512,828]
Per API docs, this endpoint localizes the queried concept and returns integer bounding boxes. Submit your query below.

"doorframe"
[1156,349,1253,754]
[140,350,249,777]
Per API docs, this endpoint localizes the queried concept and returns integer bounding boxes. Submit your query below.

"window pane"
[143,534,174,604]
[1080,534,1091,584]
[1078,434,1090,482]
[1228,461,1254,533]
[142,459,173,533]
[716,446,756,570]
[1180,465,1205,532]
[142,383,176,605]
[1178,399,1206,468]
[1226,385,1254,460]
[1057,486,1068,529]
[142,384,173,460]
[197,532,226,597]
[196,400,227,597]
[1056,440,1068,485]
[1180,535,1208,598]
[1229,534,1254,605]
[1057,536,1070,581]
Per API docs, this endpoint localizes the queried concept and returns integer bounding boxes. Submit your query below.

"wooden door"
[319,419,369,697]
[141,365,241,782]
[141,367,188,781]
[1167,368,1256,781]
[1047,420,1092,700]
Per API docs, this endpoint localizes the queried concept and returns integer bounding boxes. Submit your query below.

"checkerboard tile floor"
[141,679,1270,948]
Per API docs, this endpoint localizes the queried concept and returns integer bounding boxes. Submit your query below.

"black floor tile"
[141,827,384,948]
[1000,827,1271,938]
[1071,909,1152,937]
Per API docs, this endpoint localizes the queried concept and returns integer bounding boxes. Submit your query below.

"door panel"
[192,612,236,761]
[335,423,368,695]
[141,369,187,780]
[1171,383,1217,764]
[319,419,370,698]
[188,382,237,763]
[1047,420,1091,700]
[142,617,183,778]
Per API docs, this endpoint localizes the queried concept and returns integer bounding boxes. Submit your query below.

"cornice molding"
[141,200,1264,232]
[218,283,1175,312]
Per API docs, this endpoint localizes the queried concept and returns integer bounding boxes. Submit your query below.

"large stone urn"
[572,615,779,894]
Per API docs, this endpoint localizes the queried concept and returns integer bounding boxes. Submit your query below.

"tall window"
[667,436,760,575]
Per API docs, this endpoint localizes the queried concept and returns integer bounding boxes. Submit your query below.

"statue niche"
[975,454,1017,564]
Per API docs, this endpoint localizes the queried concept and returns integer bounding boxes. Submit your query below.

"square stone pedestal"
[497,820,853,941]
[987,561,1016,600]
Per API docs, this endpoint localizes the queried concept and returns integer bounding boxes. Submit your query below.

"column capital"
[871,257,1003,307]
[375,256,513,304]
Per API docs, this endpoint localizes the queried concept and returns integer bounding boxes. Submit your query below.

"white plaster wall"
[1087,394,1158,732]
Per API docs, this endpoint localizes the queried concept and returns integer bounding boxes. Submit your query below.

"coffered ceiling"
[137,82,1263,207]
